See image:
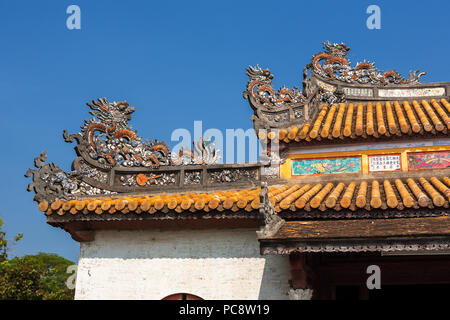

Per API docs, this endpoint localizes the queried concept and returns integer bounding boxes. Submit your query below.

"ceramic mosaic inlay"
[292,157,361,176]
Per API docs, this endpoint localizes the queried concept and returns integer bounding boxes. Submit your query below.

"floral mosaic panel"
[292,157,361,176]
[408,151,450,170]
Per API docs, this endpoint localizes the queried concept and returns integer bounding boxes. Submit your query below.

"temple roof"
[244,41,450,146]
[258,98,450,145]
[38,174,450,219]
[25,43,450,251]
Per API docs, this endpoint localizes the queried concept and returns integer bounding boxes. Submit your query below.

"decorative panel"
[368,154,401,172]
[378,87,445,98]
[292,157,361,176]
[315,79,336,92]
[343,87,374,97]
[408,151,450,170]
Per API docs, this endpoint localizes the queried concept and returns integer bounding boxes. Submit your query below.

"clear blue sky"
[1,0,449,262]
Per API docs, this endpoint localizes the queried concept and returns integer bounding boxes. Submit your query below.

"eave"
[258,216,450,254]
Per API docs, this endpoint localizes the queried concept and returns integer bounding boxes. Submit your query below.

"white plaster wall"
[75,228,290,300]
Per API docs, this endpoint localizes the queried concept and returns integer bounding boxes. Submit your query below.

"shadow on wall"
[79,228,275,259]
[258,255,291,300]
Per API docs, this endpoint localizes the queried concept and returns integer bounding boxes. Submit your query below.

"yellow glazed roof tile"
[259,98,450,144]
[37,176,450,216]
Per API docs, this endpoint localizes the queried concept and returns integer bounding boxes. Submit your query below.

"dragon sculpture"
[25,151,115,202]
[311,41,426,85]
[25,152,78,202]
[244,65,306,109]
[244,41,426,111]
[79,98,170,168]
[171,137,221,165]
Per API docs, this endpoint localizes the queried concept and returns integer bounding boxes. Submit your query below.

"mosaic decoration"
[292,157,361,176]
[77,159,108,184]
[293,107,304,119]
[315,79,336,92]
[310,41,426,85]
[119,173,177,187]
[378,87,445,98]
[261,165,279,178]
[369,155,401,172]
[261,110,290,123]
[408,151,450,170]
[208,168,257,183]
[184,171,202,185]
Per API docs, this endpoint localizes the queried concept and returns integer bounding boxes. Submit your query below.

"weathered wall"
[74,228,291,300]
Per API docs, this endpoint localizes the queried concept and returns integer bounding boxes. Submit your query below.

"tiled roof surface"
[38,176,450,216]
[259,98,450,143]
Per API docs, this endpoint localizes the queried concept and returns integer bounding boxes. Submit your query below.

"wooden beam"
[262,216,450,240]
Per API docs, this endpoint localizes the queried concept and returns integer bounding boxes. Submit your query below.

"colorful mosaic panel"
[292,157,361,176]
[369,155,401,172]
[315,79,336,92]
[408,151,450,170]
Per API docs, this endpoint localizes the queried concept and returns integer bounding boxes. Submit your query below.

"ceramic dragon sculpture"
[171,137,221,165]
[66,98,170,168]
[310,41,426,85]
[244,65,306,109]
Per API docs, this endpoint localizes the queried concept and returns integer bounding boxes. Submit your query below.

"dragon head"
[323,41,350,57]
[246,65,274,82]
[87,98,135,125]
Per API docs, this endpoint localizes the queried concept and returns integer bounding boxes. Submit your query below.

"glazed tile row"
[38,176,450,216]
[258,98,450,143]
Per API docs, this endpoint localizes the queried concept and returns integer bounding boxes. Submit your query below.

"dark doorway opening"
[162,293,204,300]
[335,284,450,300]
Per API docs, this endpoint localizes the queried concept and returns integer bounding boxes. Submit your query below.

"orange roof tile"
[259,98,450,144]
[38,176,450,217]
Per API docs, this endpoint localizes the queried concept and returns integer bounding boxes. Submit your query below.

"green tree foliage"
[0,217,22,263]
[0,217,6,262]
[0,217,75,300]
[0,253,75,300]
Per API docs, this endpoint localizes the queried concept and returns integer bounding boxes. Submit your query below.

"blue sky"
[0,0,449,262]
